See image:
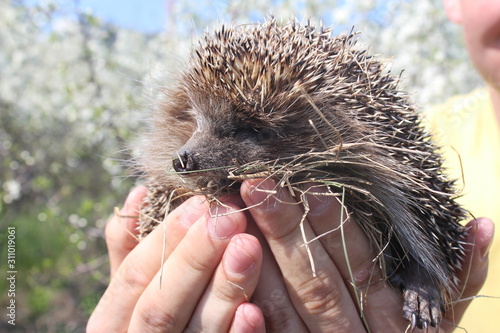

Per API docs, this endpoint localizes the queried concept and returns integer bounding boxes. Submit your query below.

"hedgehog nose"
[172,148,199,173]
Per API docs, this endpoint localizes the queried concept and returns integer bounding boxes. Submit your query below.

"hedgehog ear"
[443,0,463,24]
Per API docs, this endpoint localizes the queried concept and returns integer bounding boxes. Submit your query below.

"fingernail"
[225,236,256,274]
[481,227,495,260]
[468,218,495,261]
[208,205,239,239]
[304,183,335,216]
[481,242,492,260]
[246,179,280,211]
[180,197,207,228]
[235,304,259,330]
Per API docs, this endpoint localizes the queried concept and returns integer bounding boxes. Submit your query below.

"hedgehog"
[133,19,468,331]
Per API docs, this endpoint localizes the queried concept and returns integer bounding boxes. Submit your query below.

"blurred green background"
[0,0,481,331]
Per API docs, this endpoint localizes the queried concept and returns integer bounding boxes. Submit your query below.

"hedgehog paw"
[402,286,442,331]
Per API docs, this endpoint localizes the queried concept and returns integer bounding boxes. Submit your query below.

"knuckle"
[213,284,237,303]
[257,301,298,331]
[181,241,214,273]
[354,266,386,294]
[296,272,343,315]
[253,288,303,331]
[138,306,177,331]
[265,309,298,331]
[212,279,246,304]
[114,260,151,293]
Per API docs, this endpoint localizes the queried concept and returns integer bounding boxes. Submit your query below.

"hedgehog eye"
[230,127,277,142]
[228,127,256,138]
[256,128,277,142]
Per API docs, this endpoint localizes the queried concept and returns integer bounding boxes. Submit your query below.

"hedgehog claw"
[402,284,442,331]
[410,313,417,332]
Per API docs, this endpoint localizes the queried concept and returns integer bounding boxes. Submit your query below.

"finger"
[88,195,209,333]
[246,218,308,331]
[302,183,408,331]
[230,303,266,333]
[128,202,248,332]
[214,189,304,330]
[241,178,366,332]
[105,185,148,278]
[185,233,262,332]
[441,217,494,332]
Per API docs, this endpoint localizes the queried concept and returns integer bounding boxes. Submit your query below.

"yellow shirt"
[427,88,500,332]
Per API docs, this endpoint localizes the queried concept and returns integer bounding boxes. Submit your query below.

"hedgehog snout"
[172,148,199,174]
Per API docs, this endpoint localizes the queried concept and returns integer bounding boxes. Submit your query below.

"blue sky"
[26,0,167,33]
[77,0,167,32]
[26,1,392,34]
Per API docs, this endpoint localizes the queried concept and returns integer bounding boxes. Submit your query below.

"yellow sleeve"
[426,88,500,332]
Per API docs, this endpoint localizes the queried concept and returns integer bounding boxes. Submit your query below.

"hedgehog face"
[172,116,278,174]
[171,95,309,179]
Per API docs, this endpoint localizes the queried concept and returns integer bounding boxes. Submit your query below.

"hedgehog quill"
[133,19,468,331]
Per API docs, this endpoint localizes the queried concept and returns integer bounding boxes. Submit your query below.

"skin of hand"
[241,179,493,332]
[87,181,493,332]
[87,185,265,333]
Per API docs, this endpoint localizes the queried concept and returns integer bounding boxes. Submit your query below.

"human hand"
[88,182,492,332]
[239,178,493,332]
[87,186,266,333]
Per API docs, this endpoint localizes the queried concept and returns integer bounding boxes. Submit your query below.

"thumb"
[105,186,148,278]
[442,217,494,331]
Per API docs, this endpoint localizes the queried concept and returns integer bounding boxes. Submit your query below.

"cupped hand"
[239,178,493,333]
[87,186,265,333]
